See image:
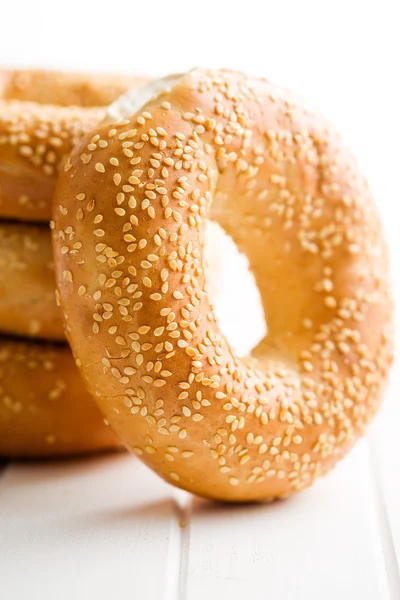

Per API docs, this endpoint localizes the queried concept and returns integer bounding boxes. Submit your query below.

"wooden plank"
[184,441,390,600]
[0,454,182,600]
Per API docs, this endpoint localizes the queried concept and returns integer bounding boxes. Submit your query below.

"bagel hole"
[204,221,266,357]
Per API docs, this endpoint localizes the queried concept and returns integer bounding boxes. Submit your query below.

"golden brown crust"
[0,337,119,457]
[53,69,394,501]
[0,222,64,340]
[0,71,148,222]
[0,69,147,107]
[0,101,103,222]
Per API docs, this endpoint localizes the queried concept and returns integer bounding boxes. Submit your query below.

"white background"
[1,1,400,598]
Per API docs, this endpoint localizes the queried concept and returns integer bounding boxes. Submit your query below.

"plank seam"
[368,439,400,600]
[164,491,192,600]
[177,495,192,600]
[0,461,10,484]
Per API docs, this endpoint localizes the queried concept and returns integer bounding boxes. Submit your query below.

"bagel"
[0,69,147,108]
[0,222,64,340]
[0,72,146,222]
[0,337,119,457]
[53,69,394,502]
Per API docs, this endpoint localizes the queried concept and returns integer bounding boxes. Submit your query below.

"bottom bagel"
[0,337,120,457]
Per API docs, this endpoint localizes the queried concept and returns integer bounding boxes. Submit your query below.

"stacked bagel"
[0,70,146,457]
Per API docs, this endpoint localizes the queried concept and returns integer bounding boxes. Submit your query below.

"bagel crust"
[0,223,64,340]
[0,101,103,221]
[0,337,119,457]
[53,69,394,501]
[0,72,147,222]
[0,70,147,108]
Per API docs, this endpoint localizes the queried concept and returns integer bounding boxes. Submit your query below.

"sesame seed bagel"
[0,337,120,457]
[0,69,147,108]
[0,222,64,340]
[0,72,147,222]
[53,69,394,502]
[0,101,102,222]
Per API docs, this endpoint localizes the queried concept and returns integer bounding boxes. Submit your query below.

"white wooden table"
[1,393,400,599]
[1,0,400,597]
